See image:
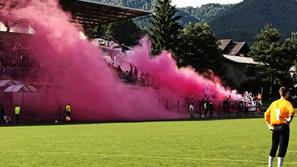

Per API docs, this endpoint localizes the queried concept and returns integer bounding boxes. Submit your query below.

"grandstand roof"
[0,0,151,28]
[59,0,151,27]
[4,84,38,93]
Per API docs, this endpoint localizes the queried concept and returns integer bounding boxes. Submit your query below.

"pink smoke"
[129,38,239,101]
[0,0,240,122]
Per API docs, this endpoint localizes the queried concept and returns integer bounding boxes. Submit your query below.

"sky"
[171,0,243,7]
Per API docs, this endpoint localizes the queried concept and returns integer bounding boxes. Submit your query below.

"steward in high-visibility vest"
[15,106,21,124]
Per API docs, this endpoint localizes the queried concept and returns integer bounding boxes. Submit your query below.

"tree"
[148,0,182,55]
[249,25,296,94]
[284,32,297,86]
[177,23,223,74]
[284,32,297,64]
[110,20,142,46]
[84,24,111,39]
[84,19,142,46]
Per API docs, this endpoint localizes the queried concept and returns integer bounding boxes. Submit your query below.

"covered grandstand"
[60,0,150,27]
[0,0,150,29]
[0,0,151,123]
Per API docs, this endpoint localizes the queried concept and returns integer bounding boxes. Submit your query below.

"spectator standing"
[188,103,195,119]
[0,104,5,124]
[65,103,72,122]
[203,98,209,118]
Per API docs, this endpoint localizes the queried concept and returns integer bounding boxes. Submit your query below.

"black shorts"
[269,124,290,157]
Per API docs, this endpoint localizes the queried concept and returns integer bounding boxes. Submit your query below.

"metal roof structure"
[0,80,21,88]
[59,0,151,27]
[223,54,259,65]
[4,84,38,93]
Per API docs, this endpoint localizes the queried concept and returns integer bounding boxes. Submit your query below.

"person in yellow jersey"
[15,105,21,124]
[265,87,295,167]
[65,103,71,122]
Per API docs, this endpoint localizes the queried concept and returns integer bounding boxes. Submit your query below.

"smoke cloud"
[0,0,239,122]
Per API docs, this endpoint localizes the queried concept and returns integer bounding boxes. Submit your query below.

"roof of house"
[218,39,232,50]
[219,39,250,56]
[229,42,247,55]
[223,54,259,65]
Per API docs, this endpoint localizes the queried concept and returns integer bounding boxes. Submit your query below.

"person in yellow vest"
[15,105,21,124]
[65,103,71,122]
[265,87,295,167]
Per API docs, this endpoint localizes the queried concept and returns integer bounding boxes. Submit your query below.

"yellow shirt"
[265,99,295,125]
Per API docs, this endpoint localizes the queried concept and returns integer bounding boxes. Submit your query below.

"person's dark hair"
[279,87,288,97]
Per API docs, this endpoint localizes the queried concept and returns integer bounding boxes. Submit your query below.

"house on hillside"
[219,39,256,89]
[222,54,258,88]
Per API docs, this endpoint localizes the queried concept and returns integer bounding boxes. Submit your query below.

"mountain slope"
[179,4,233,23]
[209,0,297,43]
[87,0,154,10]
[89,0,230,26]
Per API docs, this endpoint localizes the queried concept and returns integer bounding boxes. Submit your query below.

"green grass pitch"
[1,118,297,167]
